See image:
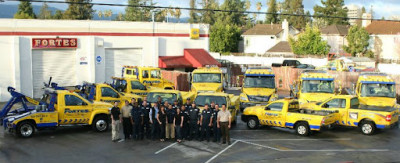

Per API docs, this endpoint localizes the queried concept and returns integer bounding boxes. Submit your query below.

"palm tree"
[105,10,113,20]
[256,1,262,22]
[175,8,182,22]
[98,10,103,19]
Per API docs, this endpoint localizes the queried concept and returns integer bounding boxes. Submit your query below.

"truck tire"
[17,121,35,138]
[359,121,376,135]
[295,122,310,136]
[247,117,259,129]
[92,116,109,132]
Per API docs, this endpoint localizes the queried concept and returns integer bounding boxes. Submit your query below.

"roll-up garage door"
[105,48,142,83]
[32,49,77,98]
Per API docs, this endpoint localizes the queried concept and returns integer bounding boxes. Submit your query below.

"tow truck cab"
[111,77,150,97]
[122,65,175,90]
[191,67,223,94]
[146,89,196,106]
[194,92,239,123]
[355,72,397,107]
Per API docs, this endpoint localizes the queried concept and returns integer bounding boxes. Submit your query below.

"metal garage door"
[32,49,77,98]
[105,48,142,83]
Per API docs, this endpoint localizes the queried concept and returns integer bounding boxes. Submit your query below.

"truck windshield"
[302,80,334,93]
[244,76,275,88]
[113,79,127,92]
[147,92,177,104]
[193,73,221,83]
[360,83,396,98]
[195,95,227,107]
[131,81,146,90]
[150,70,161,79]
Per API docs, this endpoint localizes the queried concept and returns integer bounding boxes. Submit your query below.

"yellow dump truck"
[354,72,397,107]
[305,95,399,135]
[291,70,339,105]
[241,98,339,136]
[191,67,224,93]
[194,92,240,124]
[240,67,277,111]
[122,65,175,90]
[1,87,112,138]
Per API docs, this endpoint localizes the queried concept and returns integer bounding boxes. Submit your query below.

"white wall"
[243,35,278,54]
[371,35,400,60]
[378,64,400,75]
[322,35,346,54]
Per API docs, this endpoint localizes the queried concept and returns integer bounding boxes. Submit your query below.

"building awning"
[159,49,221,68]
[184,49,221,68]
[159,56,193,68]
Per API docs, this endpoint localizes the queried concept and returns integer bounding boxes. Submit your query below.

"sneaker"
[222,142,226,144]
[228,142,231,145]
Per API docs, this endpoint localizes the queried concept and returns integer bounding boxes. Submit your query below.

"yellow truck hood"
[243,88,275,96]
[299,93,334,104]
[192,83,222,92]
[122,93,143,101]
[92,101,113,108]
[358,97,397,107]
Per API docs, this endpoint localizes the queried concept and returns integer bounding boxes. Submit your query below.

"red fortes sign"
[32,38,77,49]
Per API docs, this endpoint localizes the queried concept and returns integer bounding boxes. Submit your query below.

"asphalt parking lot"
[1,89,400,163]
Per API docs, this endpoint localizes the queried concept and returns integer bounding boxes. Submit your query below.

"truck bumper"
[241,114,250,122]
[376,122,398,129]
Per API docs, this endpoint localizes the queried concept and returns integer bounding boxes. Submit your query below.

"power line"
[4,0,400,22]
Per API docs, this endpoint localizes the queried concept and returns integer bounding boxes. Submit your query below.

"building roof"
[320,25,349,35]
[365,21,400,35]
[242,24,283,36]
[266,41,292,53]
[159,49,221,68]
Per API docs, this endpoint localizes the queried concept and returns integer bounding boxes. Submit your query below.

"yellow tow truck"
[1,87,112,138]
[122,65,175,90]
[290,70,339,105]
[305,95,399,135]
[146,89,196,106]
[241,98,339,136]
[194,92,240,124]
[191,67,224,93]
[354,72,397,107]
[240,67,277,111]
[111,77,152,97]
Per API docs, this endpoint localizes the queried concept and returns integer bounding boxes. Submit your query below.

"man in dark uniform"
[188,103,200,140]
[184,98,192,110]
[210,101,216,111]
[180,105,190,140]
[150,103,160,140]
[172,100,180,111]
[200,104,213,142]
[131,102,143,140]
[212,104,221,142]
[141,100,151,139]
[157,96,163,108]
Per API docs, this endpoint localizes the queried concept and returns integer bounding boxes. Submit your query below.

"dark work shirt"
[111,106,120,121]
[212,110,219,124]
[131,107,143,122]
[201,109,212,124]
[172,105,180,111]
[158,111,166,125]
[181,110,190,123]
[184,103,191,110]
[141,105,151,120]
[166,109,176,124]
[175,113,183,125]
[189,107,200,121]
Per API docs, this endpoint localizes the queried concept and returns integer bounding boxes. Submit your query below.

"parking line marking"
[205,140,238,163]
[238,140,389,152]
[155,142,178,155]
[234,138,352,141]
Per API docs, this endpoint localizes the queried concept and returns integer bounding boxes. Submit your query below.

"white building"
[365,20,400,61]
[0,19,210,100]
[320,25,349,55]
[241,19,299,54]
[344,4,361,26]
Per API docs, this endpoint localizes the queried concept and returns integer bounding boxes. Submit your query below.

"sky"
[2,0,400,20]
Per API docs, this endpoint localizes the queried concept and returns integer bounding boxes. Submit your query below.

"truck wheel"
[17,121,35,138]
[296,122,310,136]
[247,117,259,129]
[360,121,376,135]
[92,116,109,132]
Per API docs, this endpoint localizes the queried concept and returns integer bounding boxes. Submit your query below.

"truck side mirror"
[265,106,270,110]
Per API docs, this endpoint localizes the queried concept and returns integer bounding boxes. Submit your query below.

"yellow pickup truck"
[1,87,112,138]
[191,67,224,93]
[111,77,151,97]
[240,67,277,111]
[122,66,175,90]
[242,98,339,136]
[304,95,399,135]
[354,72,397,107]
[291,70,339,105]
[146,89,196,106]
[194,92,240,124]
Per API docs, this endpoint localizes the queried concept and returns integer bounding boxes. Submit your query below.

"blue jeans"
[175,125,182,140]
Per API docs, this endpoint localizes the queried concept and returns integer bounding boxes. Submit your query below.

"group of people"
[110,97,233,145]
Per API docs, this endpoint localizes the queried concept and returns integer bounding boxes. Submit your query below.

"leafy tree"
[344,25,371,57]
[63,0,94,20]
[14,1,36,19]
[52,10,64,19]
[97,10,103,19]
[280,0,306,29]
[313,0,348,25]
[361,6,366,14]
[115,13,124,21]
[175,9,182,22]
[104,10,113,20]
[210,19,242,53]
[199,0,218,25]
[305,11,312,24]
[255,1,262,21]
[289,24,330,56]
[217,0,246,26]
[125,0,154,21]
[38,2,52,19]
[265,0,279,24]
[188,0,199,23]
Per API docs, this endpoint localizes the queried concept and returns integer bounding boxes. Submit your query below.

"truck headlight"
[240,94,248,101]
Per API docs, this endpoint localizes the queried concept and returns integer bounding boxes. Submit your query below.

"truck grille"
[248,95,270,102]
